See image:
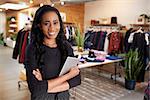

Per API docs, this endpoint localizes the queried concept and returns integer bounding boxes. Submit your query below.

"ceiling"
[0,0,49,6]
[0,0,97,5]
[60,0,96,3]
[0,0,97,10]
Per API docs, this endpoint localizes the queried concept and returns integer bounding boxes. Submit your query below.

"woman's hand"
[67,66,80,78]
[33,69,42,81]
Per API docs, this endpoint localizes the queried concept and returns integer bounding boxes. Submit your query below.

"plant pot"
[125,78,136,90]
[78,46,83,52]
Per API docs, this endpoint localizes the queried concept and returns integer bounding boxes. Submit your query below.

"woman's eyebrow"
[43,20,50,22]
[53,19,58,22]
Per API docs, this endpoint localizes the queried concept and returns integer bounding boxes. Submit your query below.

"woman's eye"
[44,23,49,26]
[54,22,58,25]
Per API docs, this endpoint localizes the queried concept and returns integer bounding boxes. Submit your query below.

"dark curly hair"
[31,5,68,67]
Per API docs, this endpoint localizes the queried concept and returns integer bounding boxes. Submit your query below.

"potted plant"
[75,27,84,52]
[140,14,150,24]
[0,33,4,45]
[124,49,143,90]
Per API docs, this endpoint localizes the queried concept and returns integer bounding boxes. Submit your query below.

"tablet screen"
[59,57,79,76]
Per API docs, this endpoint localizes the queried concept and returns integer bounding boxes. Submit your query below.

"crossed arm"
[33,67,80,93]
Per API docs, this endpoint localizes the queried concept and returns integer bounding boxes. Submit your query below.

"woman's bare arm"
[47,81,69,93]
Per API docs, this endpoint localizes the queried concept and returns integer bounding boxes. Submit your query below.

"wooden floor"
[0,45,30,100]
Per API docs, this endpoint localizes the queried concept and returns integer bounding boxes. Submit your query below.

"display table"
[78,57,123,84]
[78,59,123,69]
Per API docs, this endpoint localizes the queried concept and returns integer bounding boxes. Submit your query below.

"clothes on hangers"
[85,26,123,54]
[19,31,30,63]
[92,31,107,51]
[108,32,123,55]
[84,31,94,49]
[124,28,135,52]
[128,29,149,45]
[65,25,76,46]
[125,28,150,82]
[12,29,30,64]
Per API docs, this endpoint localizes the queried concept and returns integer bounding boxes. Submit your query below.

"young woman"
[25,5,81,100]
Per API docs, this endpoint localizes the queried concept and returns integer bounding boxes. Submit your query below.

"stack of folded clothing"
[106,55,123,60]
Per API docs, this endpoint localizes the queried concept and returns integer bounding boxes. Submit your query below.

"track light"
[29,0,33,4]
[60,1,65,5]
[40,3,43,7]
[51,3,54,7]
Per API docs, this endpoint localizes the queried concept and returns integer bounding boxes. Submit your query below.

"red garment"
[108,32,123,54]
[19,31,29,63]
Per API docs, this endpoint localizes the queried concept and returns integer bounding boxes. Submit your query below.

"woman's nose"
[48,25,54,32]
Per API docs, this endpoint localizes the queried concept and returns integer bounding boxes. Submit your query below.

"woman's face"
[40,11,60,39]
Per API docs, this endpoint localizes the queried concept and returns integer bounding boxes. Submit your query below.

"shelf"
[9,24,17,28]
[130,24,150,27]
[63,22,75,25]
[8,30,15,33]
[94,24,121,26]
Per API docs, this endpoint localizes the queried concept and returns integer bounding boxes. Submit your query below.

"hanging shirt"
[128,32,149,45]
[65,26,69,40]
[92,31,107,51]
[104,32,111,53]
[108,32,123,54]
[19,31,29,63]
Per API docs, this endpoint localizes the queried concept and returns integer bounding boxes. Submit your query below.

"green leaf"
[124,48,143,80]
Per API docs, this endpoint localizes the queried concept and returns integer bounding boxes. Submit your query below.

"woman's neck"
[43,38,57,48]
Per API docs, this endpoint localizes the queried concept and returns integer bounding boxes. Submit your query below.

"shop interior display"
[0,0,149,99]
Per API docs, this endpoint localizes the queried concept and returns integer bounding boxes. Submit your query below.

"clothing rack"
[130,24,150,32]
[63,22,77,46]
[85,24,123,54]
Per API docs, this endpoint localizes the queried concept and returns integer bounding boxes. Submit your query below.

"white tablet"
[59,57,79,76]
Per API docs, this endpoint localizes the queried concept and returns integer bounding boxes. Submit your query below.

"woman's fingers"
[36,69,40,73]
[68,66,80,78]
[32,69,42,81]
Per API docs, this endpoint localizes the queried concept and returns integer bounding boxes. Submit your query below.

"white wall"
[18,13,29,30]
[0,12,6,36]
[147,0,150,15]
[84,0,149,28]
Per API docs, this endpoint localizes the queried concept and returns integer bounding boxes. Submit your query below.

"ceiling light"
[60,1,65,5]
[51,3,55,7]
[29,0,33,4]
[0,3,29,10]
[40,3,43,7]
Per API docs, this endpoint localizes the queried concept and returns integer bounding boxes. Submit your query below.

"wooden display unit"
[6,17,18,37]
[93,24,121,27]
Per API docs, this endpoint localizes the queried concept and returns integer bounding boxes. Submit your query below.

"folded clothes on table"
[106,55,123,60]
[85,57,105,62]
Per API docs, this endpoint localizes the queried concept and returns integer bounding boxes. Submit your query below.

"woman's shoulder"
[26,43,37,55]
[63,40,72,48]
[62,40,74,56]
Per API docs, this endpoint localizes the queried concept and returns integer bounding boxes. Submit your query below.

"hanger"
[136,27,144,33]
[111,27,118,32]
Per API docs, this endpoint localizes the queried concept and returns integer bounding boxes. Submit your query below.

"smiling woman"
[25,5,81,100]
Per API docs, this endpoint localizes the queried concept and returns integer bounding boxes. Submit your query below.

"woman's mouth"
[48,32,55,36]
